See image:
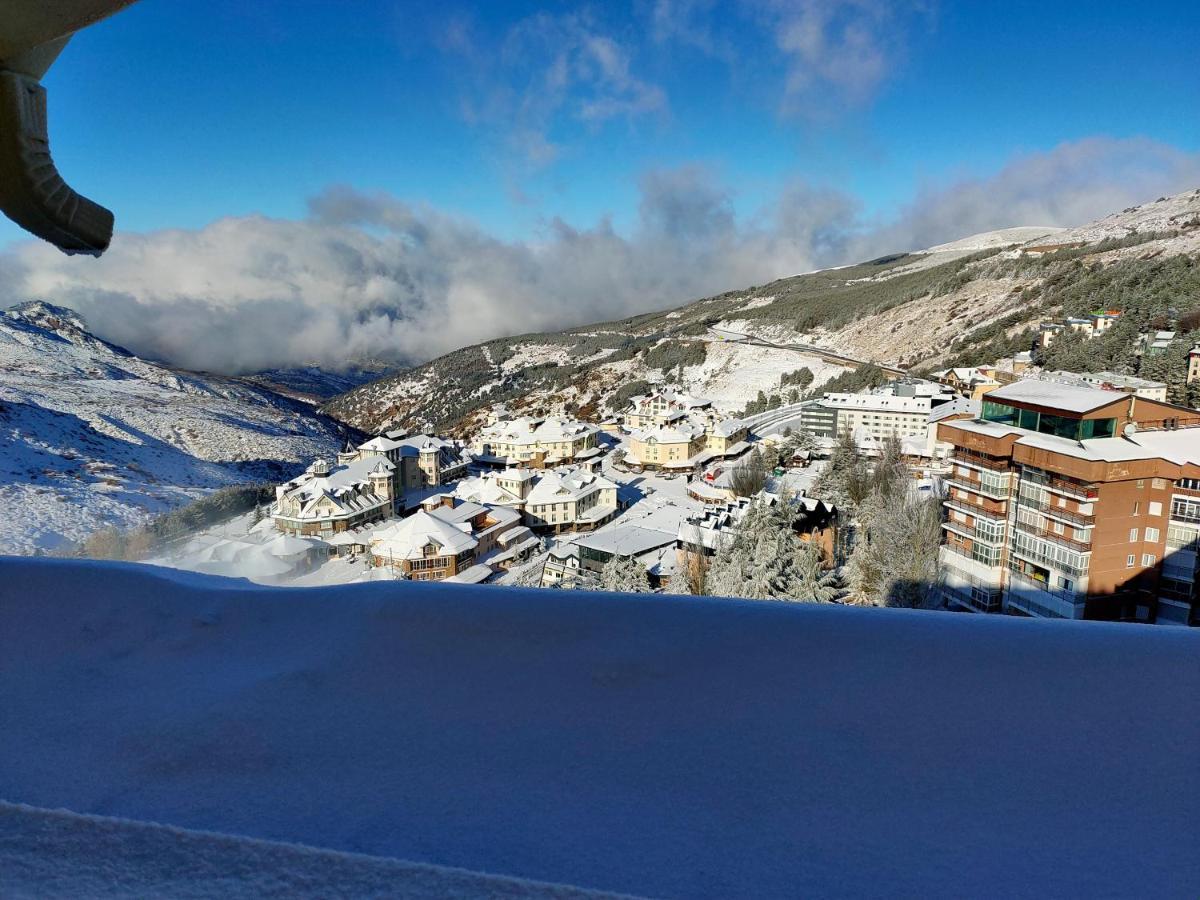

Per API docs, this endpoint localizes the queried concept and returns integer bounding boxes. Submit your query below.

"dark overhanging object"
[0,1,140,256]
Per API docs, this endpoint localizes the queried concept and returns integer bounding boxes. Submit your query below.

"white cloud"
[2,138,1196,375]
[443,10,667,165]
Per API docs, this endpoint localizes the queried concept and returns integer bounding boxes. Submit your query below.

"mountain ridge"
[0,301,349,554]
[321,188,1200,436]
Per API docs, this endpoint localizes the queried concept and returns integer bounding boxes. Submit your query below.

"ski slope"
[1,557,1197,897]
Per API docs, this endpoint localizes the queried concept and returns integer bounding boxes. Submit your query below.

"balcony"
[1013,520,1091,553]
[1009,542,1089,580]
[1006,568,1085,619]
[941,582,1003,613]
[941,539,1003,569]
[1021,470,1099,501]
[1014,492,1094,527]
[954,450,1012,472]
[947,470,1011,501]
[944,491,1007,519]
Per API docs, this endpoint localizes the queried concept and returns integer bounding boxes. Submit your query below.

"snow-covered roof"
[929,396,980,423]
[821,392,932,414]
[631,421,706,443]
[574,525,676,558]
[526,468,616,504]
[479,416,599,445]
[443,564,493,584]
[371,509,478,560]
[986,379,1127,413]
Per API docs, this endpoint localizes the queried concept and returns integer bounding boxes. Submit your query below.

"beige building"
[273,456,395,537]
[523,469,618,533]
[473,415,601,468]
[275,432,470,537]
[626,413,750,473]
[628,422,706,470]
[370,495,522,581]
[624,389,714,430]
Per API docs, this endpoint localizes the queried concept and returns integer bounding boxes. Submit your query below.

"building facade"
[937,380,1200,624]
[472,415,601,468]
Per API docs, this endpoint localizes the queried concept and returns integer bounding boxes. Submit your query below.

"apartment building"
[472,415,601,468]
[627,422,707,470]
[454,466,618,533]
[623,389,714,430]
[937,379,1200,624]
[369,495,521,580]
[800,385,959,452]
[349,432,470,497]
[273,456,396,537]
[523,469,618,533]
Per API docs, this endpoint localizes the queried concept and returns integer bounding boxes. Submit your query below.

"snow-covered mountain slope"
[0,302,346,554]
[1050,187,1200,244]
[323,188,1200,436]
[2,557,1197,897]
[246,362,397,403]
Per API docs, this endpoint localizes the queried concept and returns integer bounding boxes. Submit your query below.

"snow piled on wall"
[0,801,613,899]
[1,557,1198,897]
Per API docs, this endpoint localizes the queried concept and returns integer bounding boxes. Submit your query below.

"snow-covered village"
[3,2,1200,897]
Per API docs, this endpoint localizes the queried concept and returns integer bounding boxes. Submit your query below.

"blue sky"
[20,0,1198,245]
[2,1,1198,372]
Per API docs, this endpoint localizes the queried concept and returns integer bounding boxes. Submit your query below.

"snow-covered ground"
[2,557,1197,897]
[0,302,345,554]
[0,801,615,899]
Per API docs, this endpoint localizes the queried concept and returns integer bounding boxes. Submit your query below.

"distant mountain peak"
[4,300,91,335]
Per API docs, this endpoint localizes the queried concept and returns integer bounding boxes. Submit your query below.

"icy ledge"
[1,557,1198,897]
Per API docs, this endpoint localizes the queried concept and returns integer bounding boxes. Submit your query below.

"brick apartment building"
[936,379,1200,624]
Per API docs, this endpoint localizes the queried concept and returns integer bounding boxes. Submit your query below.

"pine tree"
[812,429,867,516]
[600,554,651,593]
[664,568,691,595]
[705,499,834,603]
[848,489,942,608]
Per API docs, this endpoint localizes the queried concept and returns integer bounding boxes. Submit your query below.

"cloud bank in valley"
[2,137,1198,375]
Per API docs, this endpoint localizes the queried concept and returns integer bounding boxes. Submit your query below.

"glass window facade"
[981,400,1115,440]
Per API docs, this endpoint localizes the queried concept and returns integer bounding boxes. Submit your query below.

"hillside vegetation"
[323,189,1200,435]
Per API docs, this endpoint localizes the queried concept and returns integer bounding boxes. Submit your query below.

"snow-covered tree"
[812,429,867,516]
[705,499,834,603]
[847,490,942,608]
[729,450,769,497]
[664,568,691,595]
[793,537,840,603]
[600,554,652,593]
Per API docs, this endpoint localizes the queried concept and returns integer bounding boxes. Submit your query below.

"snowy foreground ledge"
[1,558,1198,898]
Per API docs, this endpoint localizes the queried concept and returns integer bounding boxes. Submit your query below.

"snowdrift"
[0,801,614,899]
[1,557,1198,897]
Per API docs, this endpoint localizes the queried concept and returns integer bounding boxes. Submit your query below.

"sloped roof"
[372,510,477,560]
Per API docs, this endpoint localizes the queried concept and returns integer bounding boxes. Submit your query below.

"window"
[1145,527,1160,543]
[1129,528,1139,542]
[1148,501,1162,517]
[1136,479,1145,489]
[1126,554,1136,568]
[1152,478,1168,490]
[1052,521,1064,534]
[1141,554,1156,567]
[1132,501,1140,516]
